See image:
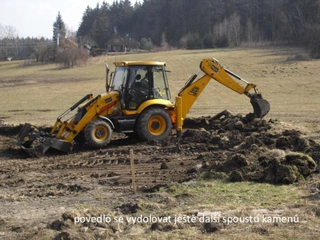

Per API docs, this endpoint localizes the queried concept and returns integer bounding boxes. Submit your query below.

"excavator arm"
[175,58,270,135]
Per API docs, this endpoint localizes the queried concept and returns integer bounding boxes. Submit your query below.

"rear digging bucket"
[250,93,270,118]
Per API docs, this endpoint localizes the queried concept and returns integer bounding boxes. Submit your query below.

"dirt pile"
[1,111,320,239]
[1,110,319,187]
[182,110,319,184]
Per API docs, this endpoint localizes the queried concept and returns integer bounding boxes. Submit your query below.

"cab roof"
[113,61,166,67]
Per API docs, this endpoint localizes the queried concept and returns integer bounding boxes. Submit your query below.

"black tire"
[136,107,172,141]
[74,131,86,145]
[84,119,112,148]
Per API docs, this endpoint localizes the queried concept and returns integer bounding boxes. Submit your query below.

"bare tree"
[0,24,19,60]
[65,24,77,40]
[0,24,18,39]
[214,13,241,47]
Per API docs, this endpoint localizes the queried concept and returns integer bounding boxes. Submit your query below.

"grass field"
[1,46,320,239]
[1,46,320,135]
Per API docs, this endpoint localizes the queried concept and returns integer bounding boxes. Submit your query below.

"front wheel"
[136,107,172,141]
[84,119,113,148]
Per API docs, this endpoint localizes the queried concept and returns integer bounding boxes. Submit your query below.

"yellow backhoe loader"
[17,58,270,157]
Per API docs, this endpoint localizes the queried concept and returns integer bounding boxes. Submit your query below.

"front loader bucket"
[17,123,73,158]
[250,93,270,118]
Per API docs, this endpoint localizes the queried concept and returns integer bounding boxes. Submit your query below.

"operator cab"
[109,61,171,110]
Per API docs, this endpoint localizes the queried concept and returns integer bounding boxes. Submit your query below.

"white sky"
[0,0,139,39]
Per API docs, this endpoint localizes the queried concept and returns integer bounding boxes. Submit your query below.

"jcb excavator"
[17,58,270,157]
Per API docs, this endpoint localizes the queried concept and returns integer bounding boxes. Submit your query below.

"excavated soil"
[0,111,319,239]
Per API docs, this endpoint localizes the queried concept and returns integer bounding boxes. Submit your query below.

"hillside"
[0,47,319,239]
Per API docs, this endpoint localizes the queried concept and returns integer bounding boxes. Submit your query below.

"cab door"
[124,66,150,110]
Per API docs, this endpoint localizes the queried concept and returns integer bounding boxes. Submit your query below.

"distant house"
[107,34,126,52]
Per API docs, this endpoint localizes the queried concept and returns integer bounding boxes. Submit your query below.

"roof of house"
[107,34,125,46]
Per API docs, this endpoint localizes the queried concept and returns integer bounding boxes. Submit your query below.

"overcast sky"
[0,0,138,39]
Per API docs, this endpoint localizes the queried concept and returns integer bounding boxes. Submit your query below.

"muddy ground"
[0,111,319,239]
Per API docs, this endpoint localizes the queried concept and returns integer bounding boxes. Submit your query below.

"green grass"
[163,180,302,210]
[112,179,319,240]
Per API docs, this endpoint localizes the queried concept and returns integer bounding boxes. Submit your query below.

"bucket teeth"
[19,143,49,158]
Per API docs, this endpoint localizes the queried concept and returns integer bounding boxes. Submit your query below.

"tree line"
[77,0,320,57]
[1,0,320,61]
[0,12,85,66]
[0,23,53,61]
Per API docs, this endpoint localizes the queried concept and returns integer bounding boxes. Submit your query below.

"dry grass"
[79,179,319,240]
[1,46,320,134]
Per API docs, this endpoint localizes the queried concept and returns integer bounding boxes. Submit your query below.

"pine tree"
[77,6,95,38]
[53,12,66,45]
[90,2,111,48]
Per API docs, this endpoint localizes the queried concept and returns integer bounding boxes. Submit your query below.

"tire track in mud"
[1,112,320,199]
[0,114,319,239]
[0,132,209,201]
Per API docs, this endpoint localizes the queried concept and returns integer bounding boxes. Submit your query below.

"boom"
[175,58,270,135]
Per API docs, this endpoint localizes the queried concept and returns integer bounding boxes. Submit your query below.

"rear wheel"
[84,119,112,148]
[137,107,172,141]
